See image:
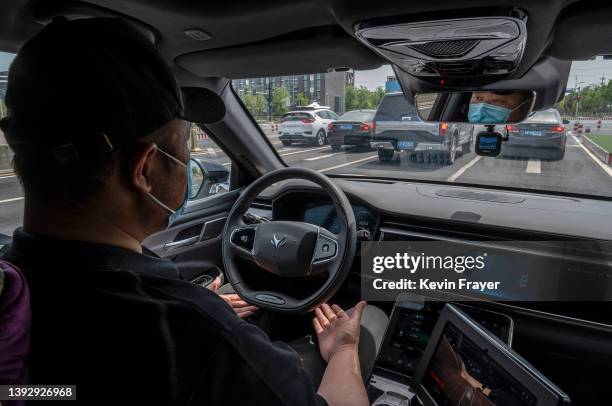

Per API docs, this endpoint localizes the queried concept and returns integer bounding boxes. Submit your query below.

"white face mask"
[145,146,191,225]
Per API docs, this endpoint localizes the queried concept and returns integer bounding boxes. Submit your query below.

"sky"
[353,57,612,91]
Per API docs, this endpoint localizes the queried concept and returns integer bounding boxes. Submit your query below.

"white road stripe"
[193,145,327,163]
[0,175,17,180]
[304,154,336,161]
[280,146,328,157]
[526,159,541,174]
[447,156,482,182]
[193,148,223,154]
[318,155,378,172]
[0,196,24,204]
[573,136,612,178]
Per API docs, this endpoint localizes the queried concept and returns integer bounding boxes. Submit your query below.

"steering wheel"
[222,167,357,314]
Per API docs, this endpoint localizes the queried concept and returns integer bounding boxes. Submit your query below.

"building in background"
[233,71,348,114]
[345,71,355,87]
[385,75,401,93]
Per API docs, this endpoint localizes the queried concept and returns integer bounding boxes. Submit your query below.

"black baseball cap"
[2,17,224,163]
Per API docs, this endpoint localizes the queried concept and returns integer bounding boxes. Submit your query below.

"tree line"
[238,84,387,120]
[557,80,612,116]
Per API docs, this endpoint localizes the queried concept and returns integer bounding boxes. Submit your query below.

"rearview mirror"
[415,91,535,124]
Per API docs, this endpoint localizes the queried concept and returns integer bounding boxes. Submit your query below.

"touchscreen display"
[377,301,512,376]
[423,322,536,406]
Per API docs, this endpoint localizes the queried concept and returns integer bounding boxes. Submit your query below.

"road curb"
[582,136,612,166]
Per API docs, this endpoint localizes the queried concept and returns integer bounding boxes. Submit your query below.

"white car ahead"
[279,108,340,146]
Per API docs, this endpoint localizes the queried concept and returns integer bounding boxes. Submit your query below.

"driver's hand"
[207,275,223,292]
[220,294,259,319]
[206,276,258,319]
[313,301,366,363]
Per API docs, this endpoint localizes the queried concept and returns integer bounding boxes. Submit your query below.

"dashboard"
[256,185,612,405]
[303,203,377,234]
[273,191,379,236]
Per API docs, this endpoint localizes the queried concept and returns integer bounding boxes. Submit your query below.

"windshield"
[339,110,375,122]
[525,110,560,123]
[234,61,612,199]
[282,112,313,122]
[375,94,417,121]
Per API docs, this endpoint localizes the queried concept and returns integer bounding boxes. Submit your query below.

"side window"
[0,52,19,236]
[316,111,327,119]
[188,124,231,200]
[328,111,340,120]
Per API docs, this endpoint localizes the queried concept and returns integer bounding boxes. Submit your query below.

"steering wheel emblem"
[271,234,287,249]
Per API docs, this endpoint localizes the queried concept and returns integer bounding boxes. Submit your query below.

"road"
[0,126,611,236]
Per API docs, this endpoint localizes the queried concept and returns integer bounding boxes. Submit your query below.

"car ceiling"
[0,0,609,80]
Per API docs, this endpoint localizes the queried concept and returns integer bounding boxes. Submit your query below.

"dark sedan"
[327,109,376,150]
[502,108,568,160]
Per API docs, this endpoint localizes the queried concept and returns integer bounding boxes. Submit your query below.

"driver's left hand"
[207,275,259,318]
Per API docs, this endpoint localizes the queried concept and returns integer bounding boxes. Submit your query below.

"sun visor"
[549,4,612,60]
[176,27,383,78]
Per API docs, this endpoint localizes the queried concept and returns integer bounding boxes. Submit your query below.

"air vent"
[435,189,525,204]
[410,39,480,58]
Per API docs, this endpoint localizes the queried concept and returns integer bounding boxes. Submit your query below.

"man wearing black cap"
[0,18,370,405]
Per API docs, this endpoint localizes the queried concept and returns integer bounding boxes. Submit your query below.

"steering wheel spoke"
[310,227,339,270]
[229,226,258,258]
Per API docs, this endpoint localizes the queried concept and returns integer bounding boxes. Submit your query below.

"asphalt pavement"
[0,125,611,236]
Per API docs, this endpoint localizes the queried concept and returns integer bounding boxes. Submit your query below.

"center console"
[375,297,513,380]
[367,297,570,406]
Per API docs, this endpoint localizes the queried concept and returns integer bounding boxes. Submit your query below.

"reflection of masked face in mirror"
[468,91,531,124]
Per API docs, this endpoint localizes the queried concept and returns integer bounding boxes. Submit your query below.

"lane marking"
[318,155,378,172]
[526,159,541,174]
[280,146,328,157]
[192,145,326,164]
[447,156,482,182]
[573,136,612,178]
[0,196,24,205]
[0,175,17,180]
[304,153,336,161]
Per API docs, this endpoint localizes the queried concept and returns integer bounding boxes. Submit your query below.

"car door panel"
[143,188,240,284]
